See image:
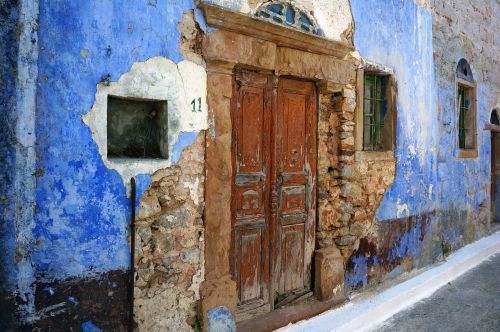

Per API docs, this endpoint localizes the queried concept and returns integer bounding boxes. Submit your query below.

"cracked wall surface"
[134,133,205,331]
[1,1,209,330]
[345,0,499,291]
[2,0,499,330]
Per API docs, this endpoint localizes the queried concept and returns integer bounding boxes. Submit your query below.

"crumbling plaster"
[345,0,499,291]
[83,57,207,191]
[1,0,211,330]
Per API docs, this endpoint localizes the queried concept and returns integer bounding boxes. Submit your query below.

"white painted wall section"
[83,57,207,188]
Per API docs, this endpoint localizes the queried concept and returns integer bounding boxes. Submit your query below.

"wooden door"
[231,71,317,316]
[231,70,272,315]
[272,78,317,306]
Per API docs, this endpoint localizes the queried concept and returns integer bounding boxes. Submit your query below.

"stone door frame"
[199,2,357,327]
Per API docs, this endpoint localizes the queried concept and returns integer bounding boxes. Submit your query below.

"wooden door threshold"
[236,297,346,332]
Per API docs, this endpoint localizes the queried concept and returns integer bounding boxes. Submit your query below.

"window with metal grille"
[458,86,474,149]
[256,1,323,36]
[363,74,388,150]
[456,59,476,154]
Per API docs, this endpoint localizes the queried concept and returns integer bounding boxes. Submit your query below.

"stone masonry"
[134,134,205,331]
[317,79,396,262]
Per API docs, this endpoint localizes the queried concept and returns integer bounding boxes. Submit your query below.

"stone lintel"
[317,80,345,94]
[199,2,354,59]
[203,30,276,71]
[276,47,356,84]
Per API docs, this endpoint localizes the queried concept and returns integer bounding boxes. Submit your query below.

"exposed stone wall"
[134,133,205,331]
[129,10,207,331]
[317,82,396,262]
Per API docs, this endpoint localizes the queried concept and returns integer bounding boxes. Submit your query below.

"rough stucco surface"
[431,0,499,242]
[2,0,499,329]
[346,0,499,290]
[134,134,205,331]
[202,0,353,43]
[83,56,207,189]
[0,2,23,328]
[0,0,20,296]
[1,0,210,329]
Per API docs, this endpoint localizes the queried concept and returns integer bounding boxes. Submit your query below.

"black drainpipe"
[129,177,136,332]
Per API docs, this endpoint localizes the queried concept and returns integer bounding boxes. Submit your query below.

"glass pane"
[268,4,283,14]
[363,124,372,149]
[259,11,270,18]
[464,90,474,149]
[364,76,374,100]
[458,86,474,150]
[364,74,387,150]
[285,6,295,25]
[299,12,312,25]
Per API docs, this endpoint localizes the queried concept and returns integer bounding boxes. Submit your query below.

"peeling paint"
[83,57,207,190]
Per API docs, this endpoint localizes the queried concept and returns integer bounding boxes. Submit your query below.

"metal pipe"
[129,177,136,332]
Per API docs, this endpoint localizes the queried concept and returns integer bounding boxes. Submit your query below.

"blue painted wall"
[32,0,203,282]
[348,0,492,289]
[0,0,20,294]
[0,3,211,319]
[351,0,439,222]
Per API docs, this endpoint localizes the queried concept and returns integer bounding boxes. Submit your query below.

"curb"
[278,231,500,332]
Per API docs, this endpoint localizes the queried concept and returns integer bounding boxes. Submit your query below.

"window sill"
[457,149,478,159]
[355,150,395,161]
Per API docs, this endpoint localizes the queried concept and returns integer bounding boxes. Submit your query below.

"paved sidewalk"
[279,232,500,332]
[375,252,500,332]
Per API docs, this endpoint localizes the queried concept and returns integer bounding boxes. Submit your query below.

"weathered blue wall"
[352,0,439,222]
[1,0,206,328]
[34,0,191,280]
[0,0,20,297]
[347,0,492,290]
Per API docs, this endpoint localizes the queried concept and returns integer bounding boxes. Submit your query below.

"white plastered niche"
[83,56,207,189]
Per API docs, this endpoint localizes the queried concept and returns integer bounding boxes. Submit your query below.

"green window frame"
[363,74,387,150]
[457,83,476,151]
[458,86,469,149]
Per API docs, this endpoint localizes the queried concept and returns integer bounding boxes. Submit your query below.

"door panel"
[231,72,317,316]
[235,225,265,303]
[274,78,317,303]
[232,70,272,313]
[281,224,305,292]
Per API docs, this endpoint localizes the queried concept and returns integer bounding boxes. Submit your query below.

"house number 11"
[191,97,202,112]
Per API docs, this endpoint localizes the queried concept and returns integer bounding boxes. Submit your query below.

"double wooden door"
[231,69,317,317]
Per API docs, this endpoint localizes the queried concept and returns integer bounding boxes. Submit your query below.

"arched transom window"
[491,109,499,126]
[256,1,323,36]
